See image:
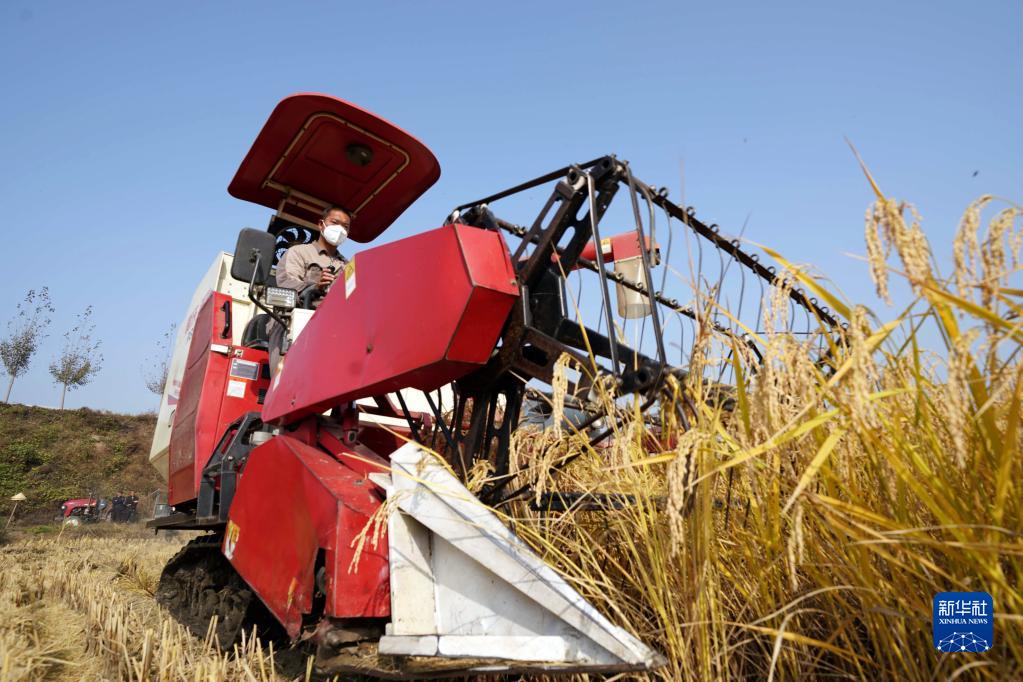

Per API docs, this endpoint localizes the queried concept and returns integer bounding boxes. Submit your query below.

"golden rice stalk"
[954,195,993,300]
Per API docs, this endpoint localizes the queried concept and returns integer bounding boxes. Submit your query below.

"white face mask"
[321,223,348,247]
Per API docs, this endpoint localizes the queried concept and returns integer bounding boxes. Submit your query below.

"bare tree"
[143,322,177,396]
[48,306,103,410]
[0,288,55,403]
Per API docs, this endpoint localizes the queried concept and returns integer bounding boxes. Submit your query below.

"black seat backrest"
[241,313,271,350]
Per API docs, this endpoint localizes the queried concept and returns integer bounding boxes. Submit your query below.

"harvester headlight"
[265,286,297,310]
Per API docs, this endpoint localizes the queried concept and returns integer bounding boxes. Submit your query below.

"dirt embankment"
[0,404,164,523]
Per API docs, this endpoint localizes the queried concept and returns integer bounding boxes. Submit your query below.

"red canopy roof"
[228,93,440,243]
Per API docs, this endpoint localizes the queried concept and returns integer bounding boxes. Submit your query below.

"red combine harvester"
[149,93,839,676]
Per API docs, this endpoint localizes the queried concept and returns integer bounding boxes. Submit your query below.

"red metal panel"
[202,344,270,494]
[168,293,269,505]
[228,93,441,243]
[577,231,655,263]
[447,224,520,363]
[263,224,518,424]
[168,293,231,505]
[225,435,389,638]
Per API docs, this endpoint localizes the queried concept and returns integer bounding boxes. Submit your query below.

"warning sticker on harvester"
[344,258,357,298]
[230,358,259,380]
[226,379,246,398]
[600,237,612,255]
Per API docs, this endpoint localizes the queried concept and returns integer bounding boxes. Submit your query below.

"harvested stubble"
[0,534,307,681]
[497,186,1023,680]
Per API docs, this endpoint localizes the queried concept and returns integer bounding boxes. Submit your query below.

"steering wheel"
[299,286,326,309]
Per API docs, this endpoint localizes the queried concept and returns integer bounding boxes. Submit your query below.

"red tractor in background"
[147,93,837,677]
[60,497,99,525]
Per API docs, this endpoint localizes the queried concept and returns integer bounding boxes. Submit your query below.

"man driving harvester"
[268,205,351,373]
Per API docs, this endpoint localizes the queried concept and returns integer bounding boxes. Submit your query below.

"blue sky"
[1,0,1020,412]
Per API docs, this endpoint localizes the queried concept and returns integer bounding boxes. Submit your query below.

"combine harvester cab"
[149,93,665,677]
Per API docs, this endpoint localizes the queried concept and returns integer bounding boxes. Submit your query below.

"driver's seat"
[241,314,270,350]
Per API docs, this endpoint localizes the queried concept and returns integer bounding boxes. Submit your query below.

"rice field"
[498,183,1023,679]
[1,182,1020,680]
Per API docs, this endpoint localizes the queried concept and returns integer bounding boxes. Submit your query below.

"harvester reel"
[411,155,840,506]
